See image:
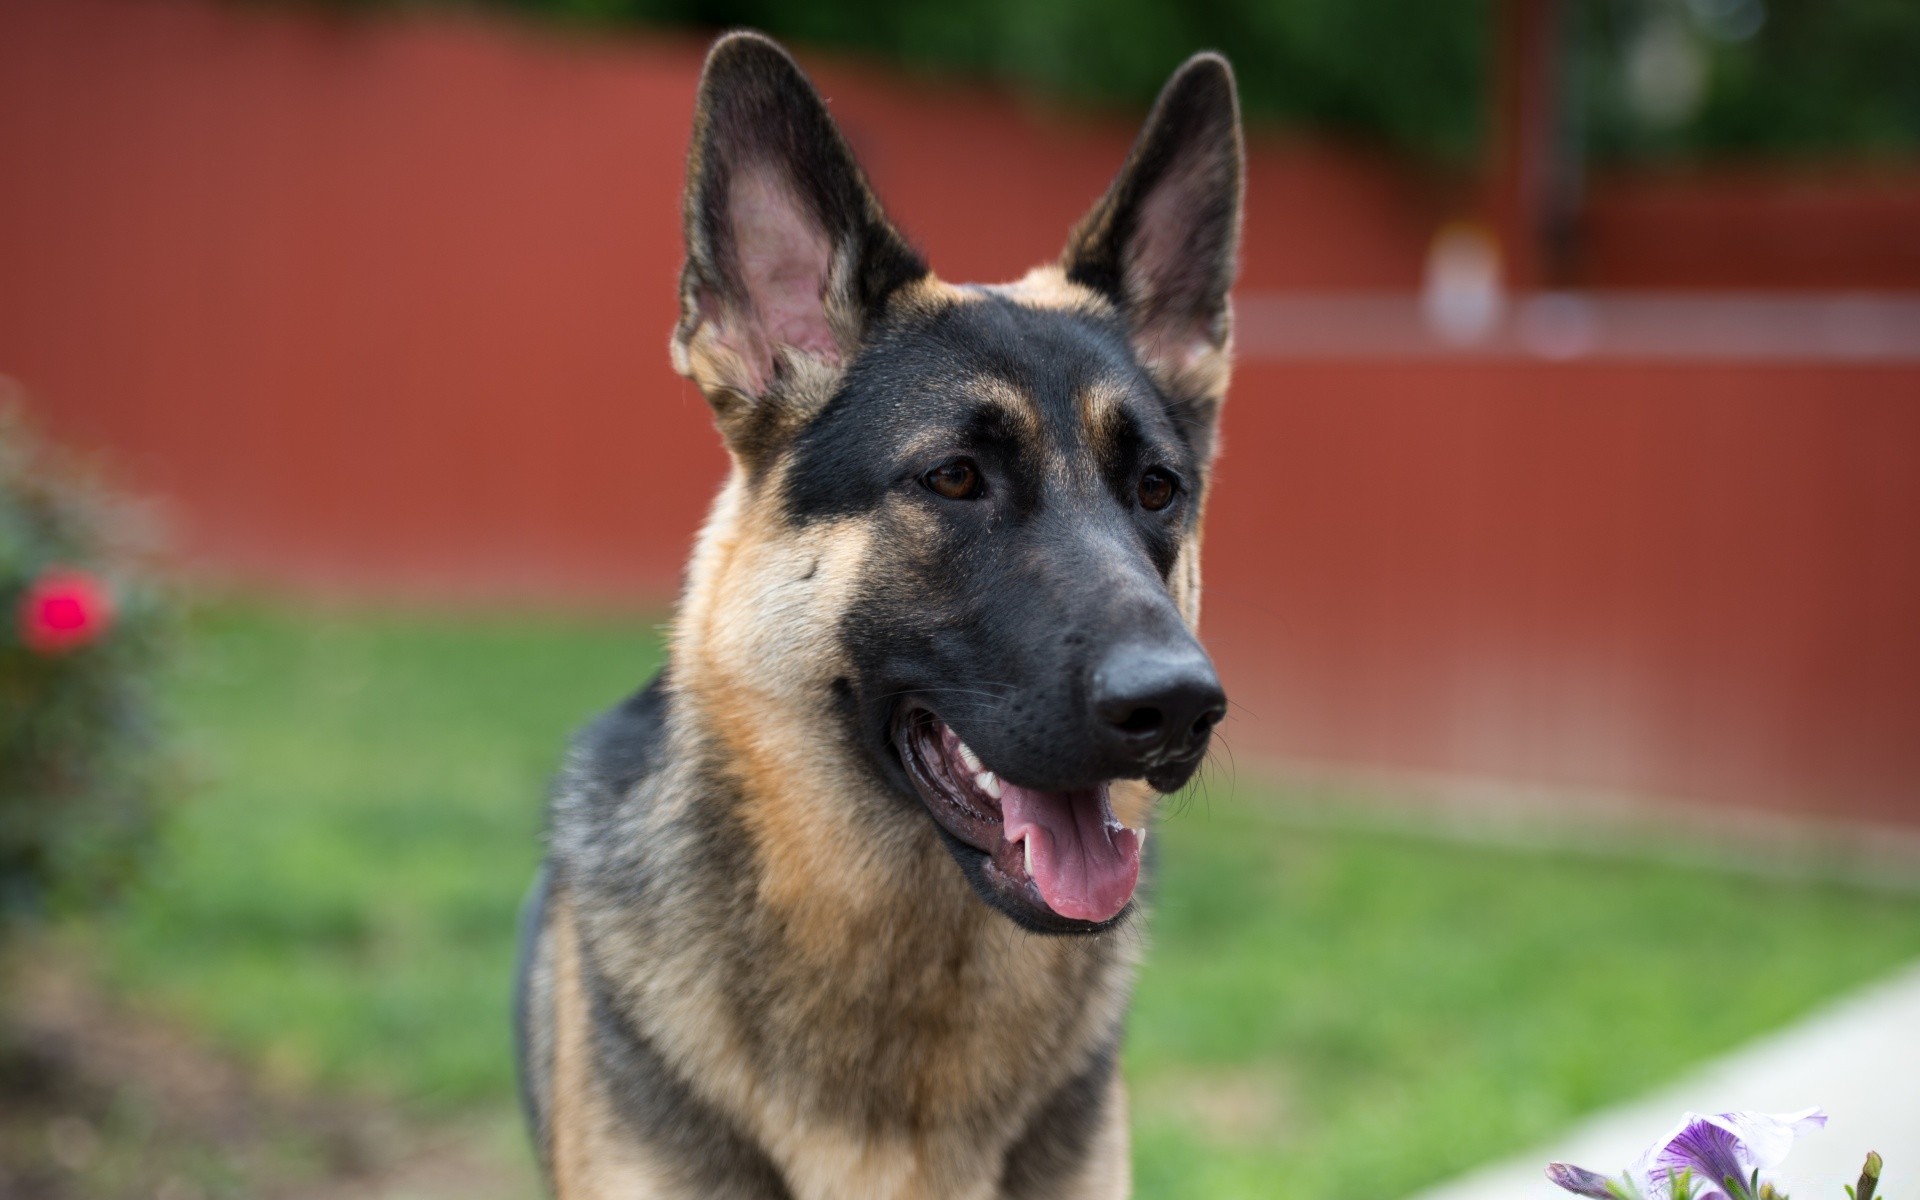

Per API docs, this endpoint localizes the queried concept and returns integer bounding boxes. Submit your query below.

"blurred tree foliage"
[498,0,1499,159]
[1582,0,1920,162]
[407,0,1920,165]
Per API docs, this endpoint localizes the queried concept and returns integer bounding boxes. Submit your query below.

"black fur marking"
[566,675,763,924]
[577,673,671,802]
[829,675,858,723]
[781,294,1187,527]
[585,953,795,1198]
[998,1038,1122,1196]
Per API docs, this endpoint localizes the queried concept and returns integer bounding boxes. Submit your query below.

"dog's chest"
[756,1126,1005,1200]
[622,895,1136,1197]
[726,965,1128,1200]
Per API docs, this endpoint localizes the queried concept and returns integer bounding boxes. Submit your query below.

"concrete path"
[1409,959,1920,1200]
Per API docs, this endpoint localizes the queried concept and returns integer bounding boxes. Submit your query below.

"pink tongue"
[1000,783,1141,922]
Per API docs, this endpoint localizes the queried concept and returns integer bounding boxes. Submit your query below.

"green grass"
[84,602,668,1108]
[1131,807,1920,1197]
[74,603,1920,1197]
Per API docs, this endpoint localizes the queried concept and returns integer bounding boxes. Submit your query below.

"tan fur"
[548,892,676,1198]
[984,265,1120,318]
[671,329,852,462]
[1110,779,1158,834]
[971,374,1048,446]
[1056,1074,1133,1200]
[890,273,990,318]
[1076,377,1132,430]
[1141,332,1234,425]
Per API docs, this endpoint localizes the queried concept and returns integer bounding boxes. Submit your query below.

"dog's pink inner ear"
[1125,154,1232,375]
[713,165,840,393]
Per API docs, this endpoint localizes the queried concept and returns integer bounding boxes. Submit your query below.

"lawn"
[73,603,1920,1199]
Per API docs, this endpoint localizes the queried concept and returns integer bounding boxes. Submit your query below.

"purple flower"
[1548,1108,1827,1200]
[1547,1162,1628,1198]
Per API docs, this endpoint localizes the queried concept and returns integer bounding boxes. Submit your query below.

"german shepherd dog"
[516,30,1242,1199]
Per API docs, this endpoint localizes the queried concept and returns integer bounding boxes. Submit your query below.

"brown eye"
[1138,468,1178,511]
[923,457,983,501]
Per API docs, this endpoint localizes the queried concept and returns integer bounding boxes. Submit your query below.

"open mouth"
[894,707,1143,929]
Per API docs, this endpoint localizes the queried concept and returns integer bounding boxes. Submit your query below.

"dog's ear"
[1062,54,1243,459]
[672,32,927,454]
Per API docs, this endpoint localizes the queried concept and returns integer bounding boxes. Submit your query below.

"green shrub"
[0,406,173,923]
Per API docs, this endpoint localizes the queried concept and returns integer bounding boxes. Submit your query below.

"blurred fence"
[3,0,1918,822]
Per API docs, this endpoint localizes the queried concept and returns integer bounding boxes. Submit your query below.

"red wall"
[1583,171,1920,291]
[1205,361,1920,824]
[4,0,1919,821]
[0,0,1444,595]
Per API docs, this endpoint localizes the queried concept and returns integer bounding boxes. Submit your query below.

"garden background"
[2,0,1918,1195]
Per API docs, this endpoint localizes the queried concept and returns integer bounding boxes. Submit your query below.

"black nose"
[1089,642,1227,765]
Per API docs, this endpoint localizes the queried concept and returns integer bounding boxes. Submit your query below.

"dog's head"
[671,33,1241,935]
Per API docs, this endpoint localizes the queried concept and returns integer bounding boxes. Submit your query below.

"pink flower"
[17,567,115,654]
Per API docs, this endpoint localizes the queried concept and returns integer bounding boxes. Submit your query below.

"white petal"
[1628,1106,1826,1195]
[1701,1108,1826,1169]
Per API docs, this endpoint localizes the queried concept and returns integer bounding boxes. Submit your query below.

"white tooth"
[956,741,983,774]
[1023,836,1035,877]
[975,771,1003,799]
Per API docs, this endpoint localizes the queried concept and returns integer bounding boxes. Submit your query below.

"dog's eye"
[923,458,983,501]
[1138,468,1178,512]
